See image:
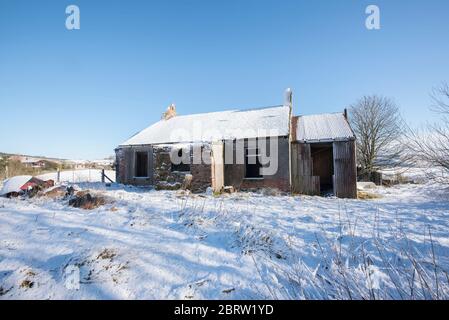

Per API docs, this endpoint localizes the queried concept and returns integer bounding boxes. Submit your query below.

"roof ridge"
[166,104,286,120]
[120,104,290,146]
[295,111,344,118]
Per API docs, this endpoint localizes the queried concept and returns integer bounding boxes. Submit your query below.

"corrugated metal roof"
[294,113,355,142]
[120,105,290,146]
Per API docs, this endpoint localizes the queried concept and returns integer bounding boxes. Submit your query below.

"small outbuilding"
[291,112,357,198]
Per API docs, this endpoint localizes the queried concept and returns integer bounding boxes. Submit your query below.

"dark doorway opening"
[245,147,262,178]
[135,152,149,177]
[311,143,334,195]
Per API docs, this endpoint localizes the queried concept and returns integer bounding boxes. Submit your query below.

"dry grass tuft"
[97,248,117,260]
[358,191,382,200]
[20,280,34,289]
[69,192,107,210]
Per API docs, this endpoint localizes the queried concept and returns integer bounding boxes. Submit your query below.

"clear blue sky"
[1,0,448,159]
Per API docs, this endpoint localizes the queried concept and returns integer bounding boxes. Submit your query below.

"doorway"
[311,143,334,195]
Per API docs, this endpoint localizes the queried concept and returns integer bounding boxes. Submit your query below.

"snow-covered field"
[1,173,449,299]
[37,169,116,184]
[380,167,448,184]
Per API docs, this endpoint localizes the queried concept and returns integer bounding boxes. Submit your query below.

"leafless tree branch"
[404,82,449,183]
[349,95,406,179]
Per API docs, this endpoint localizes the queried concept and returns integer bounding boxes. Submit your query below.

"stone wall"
[152,145,191,190]
[116,144,213,192]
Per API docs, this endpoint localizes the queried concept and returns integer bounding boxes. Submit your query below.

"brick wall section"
[190,163,212,193]
[224,137,291,193]
[240,178,290,193]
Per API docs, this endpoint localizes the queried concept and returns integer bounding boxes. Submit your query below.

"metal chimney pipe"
[284,88,292,107]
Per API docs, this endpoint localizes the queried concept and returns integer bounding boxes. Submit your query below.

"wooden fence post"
[101,169,105,183]
[57,169,60,183]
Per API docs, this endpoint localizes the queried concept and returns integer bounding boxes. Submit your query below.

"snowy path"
[1,183,449,299]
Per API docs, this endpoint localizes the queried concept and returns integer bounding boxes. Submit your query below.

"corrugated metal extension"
[295,113,355,143]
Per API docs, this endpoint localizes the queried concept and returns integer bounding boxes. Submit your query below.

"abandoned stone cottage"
[115,89,357,198]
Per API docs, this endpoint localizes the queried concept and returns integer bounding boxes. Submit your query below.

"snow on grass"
[1,180,449,299]
[380,167,449,184]
[37,169,116,184]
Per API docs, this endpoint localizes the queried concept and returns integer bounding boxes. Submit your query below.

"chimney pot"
[162,103,177,120]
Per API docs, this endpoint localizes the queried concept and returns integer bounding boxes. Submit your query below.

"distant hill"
[0,152,114,167]
[0,152,68,163]
[0,152,114,180]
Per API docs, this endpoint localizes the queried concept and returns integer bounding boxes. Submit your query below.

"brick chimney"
[162,103,177,120]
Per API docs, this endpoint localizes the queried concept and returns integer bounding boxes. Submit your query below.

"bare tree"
[430,82,449,114]
[406,83,449,182]
[349,95,405,180]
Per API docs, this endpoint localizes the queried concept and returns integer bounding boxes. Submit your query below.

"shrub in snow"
[68,191,107,210]
[235,224,285,260]
[155,181,182,191]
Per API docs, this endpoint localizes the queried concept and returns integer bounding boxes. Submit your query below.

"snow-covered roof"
[294,113,355,142]
[120,105,290,146]
[0,175,32,196]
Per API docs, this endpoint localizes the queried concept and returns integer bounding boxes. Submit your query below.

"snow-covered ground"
[37,169,116,184]
[1,174,449,299]
[380,167,449,184]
